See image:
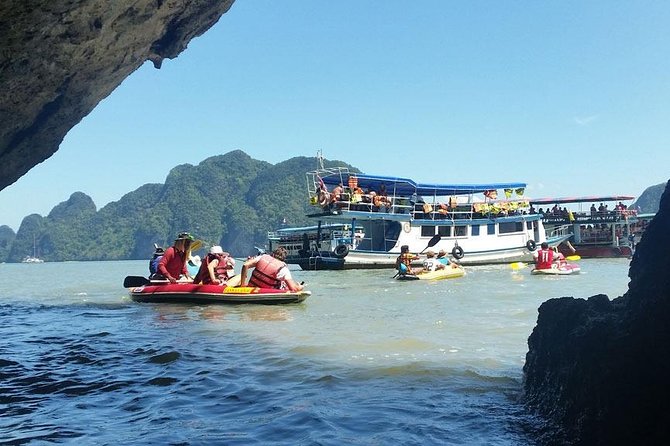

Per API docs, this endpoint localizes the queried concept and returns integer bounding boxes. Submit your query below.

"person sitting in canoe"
[396,245,420,275]
[436,250,457,269]
[533,242,565,270]
[157,232,195,283]
[193,245,236,285]
[239,247,304,292]
[422,250,445,272]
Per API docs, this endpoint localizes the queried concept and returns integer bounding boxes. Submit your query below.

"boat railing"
[313,192,536,222]
[547,224,572,239]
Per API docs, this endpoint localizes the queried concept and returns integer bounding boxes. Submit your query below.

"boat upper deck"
[307,166,540,224]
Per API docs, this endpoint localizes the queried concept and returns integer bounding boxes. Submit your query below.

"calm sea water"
[0,259,631,445]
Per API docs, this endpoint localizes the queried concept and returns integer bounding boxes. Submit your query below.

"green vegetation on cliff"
[1,151,355,262]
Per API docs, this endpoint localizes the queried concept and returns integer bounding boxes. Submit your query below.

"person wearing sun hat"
[193,245,237,285]
[157,232,194,283]
[436,249,452,269]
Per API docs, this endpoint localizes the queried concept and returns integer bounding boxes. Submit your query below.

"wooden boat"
[123,276,310,304]
[396,266,466,281]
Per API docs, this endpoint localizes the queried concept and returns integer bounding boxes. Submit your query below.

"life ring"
[452,246,464,260]
[526,240,537,251]
[402,222,411,233]
[334,244,349,258]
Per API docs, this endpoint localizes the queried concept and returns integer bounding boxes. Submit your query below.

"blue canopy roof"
[319,171,525,196]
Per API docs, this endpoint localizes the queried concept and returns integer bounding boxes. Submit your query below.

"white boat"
[303,163,553,268]
[22,256,44,264]
[22,236,44,263]
[267,222,365,270]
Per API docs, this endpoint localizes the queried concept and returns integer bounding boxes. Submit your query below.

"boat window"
[527,221,533,230]
[471,225,480,236]
[487,223,496,235]
[421,226,435,237]
[437,226,451,237]
[454,226,467,237]
[499,222,524,234]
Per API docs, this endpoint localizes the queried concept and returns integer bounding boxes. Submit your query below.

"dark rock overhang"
[0,0,235,191]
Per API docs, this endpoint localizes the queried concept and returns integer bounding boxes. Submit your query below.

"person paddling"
[395,245,420,275]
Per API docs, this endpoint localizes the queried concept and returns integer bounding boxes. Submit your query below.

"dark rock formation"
[524,180,670,445]
[0,0,235,191]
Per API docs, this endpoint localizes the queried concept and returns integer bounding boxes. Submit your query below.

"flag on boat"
[504,188,513,199]
[515,187,525,196]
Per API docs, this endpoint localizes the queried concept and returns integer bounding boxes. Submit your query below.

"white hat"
[209,245,224,255]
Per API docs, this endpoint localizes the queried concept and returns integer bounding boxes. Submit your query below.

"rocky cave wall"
[524,180,670,444]
[0,0,235,191]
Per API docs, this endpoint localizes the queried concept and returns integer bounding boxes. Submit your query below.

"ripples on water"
[0,259,631,444]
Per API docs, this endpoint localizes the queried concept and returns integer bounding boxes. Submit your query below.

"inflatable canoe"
[531,263,581,276]
[123,276,310,305]
[396,266,466,281]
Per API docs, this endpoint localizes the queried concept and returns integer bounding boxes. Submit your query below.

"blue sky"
[1,1,669,231]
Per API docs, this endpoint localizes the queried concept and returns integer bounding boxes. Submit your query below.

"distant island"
[0,150,663,263]
[0,151,357,263]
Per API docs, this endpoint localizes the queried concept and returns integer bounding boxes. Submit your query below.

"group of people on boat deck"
[395,245,458,275]
[149,233,303,292]
[533,242,566,270]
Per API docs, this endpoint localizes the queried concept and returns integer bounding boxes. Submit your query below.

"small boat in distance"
[22,235,44,263]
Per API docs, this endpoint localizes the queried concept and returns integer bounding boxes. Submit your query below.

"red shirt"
[158,246,188,279]
[535,248,554,269]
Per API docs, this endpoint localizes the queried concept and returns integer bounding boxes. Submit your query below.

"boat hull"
[397,266,466,281]
[531,263,580,275]
[558,244,632,259]
[129,284,310,305]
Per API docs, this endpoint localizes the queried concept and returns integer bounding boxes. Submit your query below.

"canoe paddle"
[123,275,151,288]
[420,234,442,254]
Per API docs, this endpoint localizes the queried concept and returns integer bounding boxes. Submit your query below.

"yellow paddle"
[510,262,527,270]
[566,255,581,261]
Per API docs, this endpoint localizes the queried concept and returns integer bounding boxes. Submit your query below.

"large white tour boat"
[299,164,556,269]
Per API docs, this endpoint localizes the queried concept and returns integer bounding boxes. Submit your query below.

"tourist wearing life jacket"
[395,245,420,275]
[158,232,194,283]
[533,242,564,270]
[239,247,303,291]
[193,245,236,285]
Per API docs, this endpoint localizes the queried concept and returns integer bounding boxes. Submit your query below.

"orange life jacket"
[249,254,286,289]
[194,253,233,284]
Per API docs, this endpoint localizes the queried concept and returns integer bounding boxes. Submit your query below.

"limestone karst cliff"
[0,0,234,191]
[524,180,670,444]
